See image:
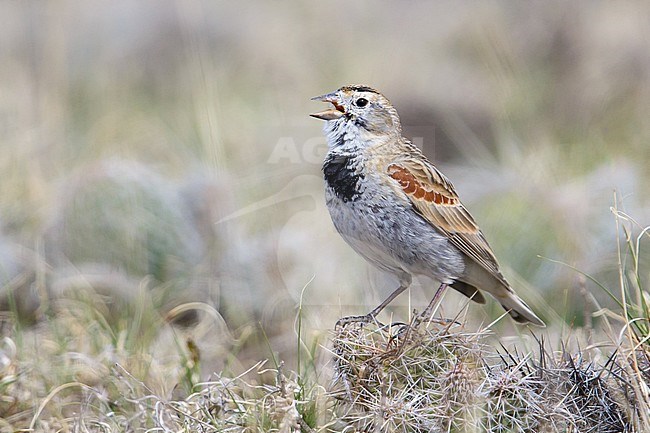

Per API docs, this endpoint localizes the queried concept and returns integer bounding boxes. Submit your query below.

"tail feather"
[450,281,486,304]
[459,262,545,326]
[499,292,545,327]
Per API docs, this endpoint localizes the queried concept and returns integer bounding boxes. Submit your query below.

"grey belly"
[325,188,464,283]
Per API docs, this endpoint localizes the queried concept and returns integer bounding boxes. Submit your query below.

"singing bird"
[310,85,544,327]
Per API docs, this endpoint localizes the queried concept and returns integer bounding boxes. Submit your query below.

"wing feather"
[387,152,509,287]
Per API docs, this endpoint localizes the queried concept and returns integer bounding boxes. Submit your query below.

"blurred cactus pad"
[45,160,203,281]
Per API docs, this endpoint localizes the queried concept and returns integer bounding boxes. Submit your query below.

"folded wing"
[386,150,509,288]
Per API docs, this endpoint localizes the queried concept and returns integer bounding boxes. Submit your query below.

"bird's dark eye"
[355,97,369,108]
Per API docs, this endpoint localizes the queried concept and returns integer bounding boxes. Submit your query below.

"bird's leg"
[335,279,410,328]
[414,283,448,327]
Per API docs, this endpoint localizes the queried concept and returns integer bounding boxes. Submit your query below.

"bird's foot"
[388,321,413,339]
[335,314,383,330]
[412,309,459,329]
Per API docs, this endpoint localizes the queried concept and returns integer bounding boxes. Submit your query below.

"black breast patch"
[323,153,363,202]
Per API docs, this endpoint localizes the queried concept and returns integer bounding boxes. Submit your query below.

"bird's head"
[310,85,401,143]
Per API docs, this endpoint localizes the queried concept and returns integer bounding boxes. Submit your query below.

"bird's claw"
[335,314,383,329]
[413,312,459,329]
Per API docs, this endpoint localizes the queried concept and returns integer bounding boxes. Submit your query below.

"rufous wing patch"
[387,161,507,287]
[388,164,458,206]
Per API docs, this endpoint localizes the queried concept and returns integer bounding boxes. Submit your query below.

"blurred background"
[1,0,649,371]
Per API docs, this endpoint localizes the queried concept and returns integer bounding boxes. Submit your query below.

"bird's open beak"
[310,92,345,121]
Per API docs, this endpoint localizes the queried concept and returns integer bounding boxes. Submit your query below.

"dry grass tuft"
[61,360,330,433]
